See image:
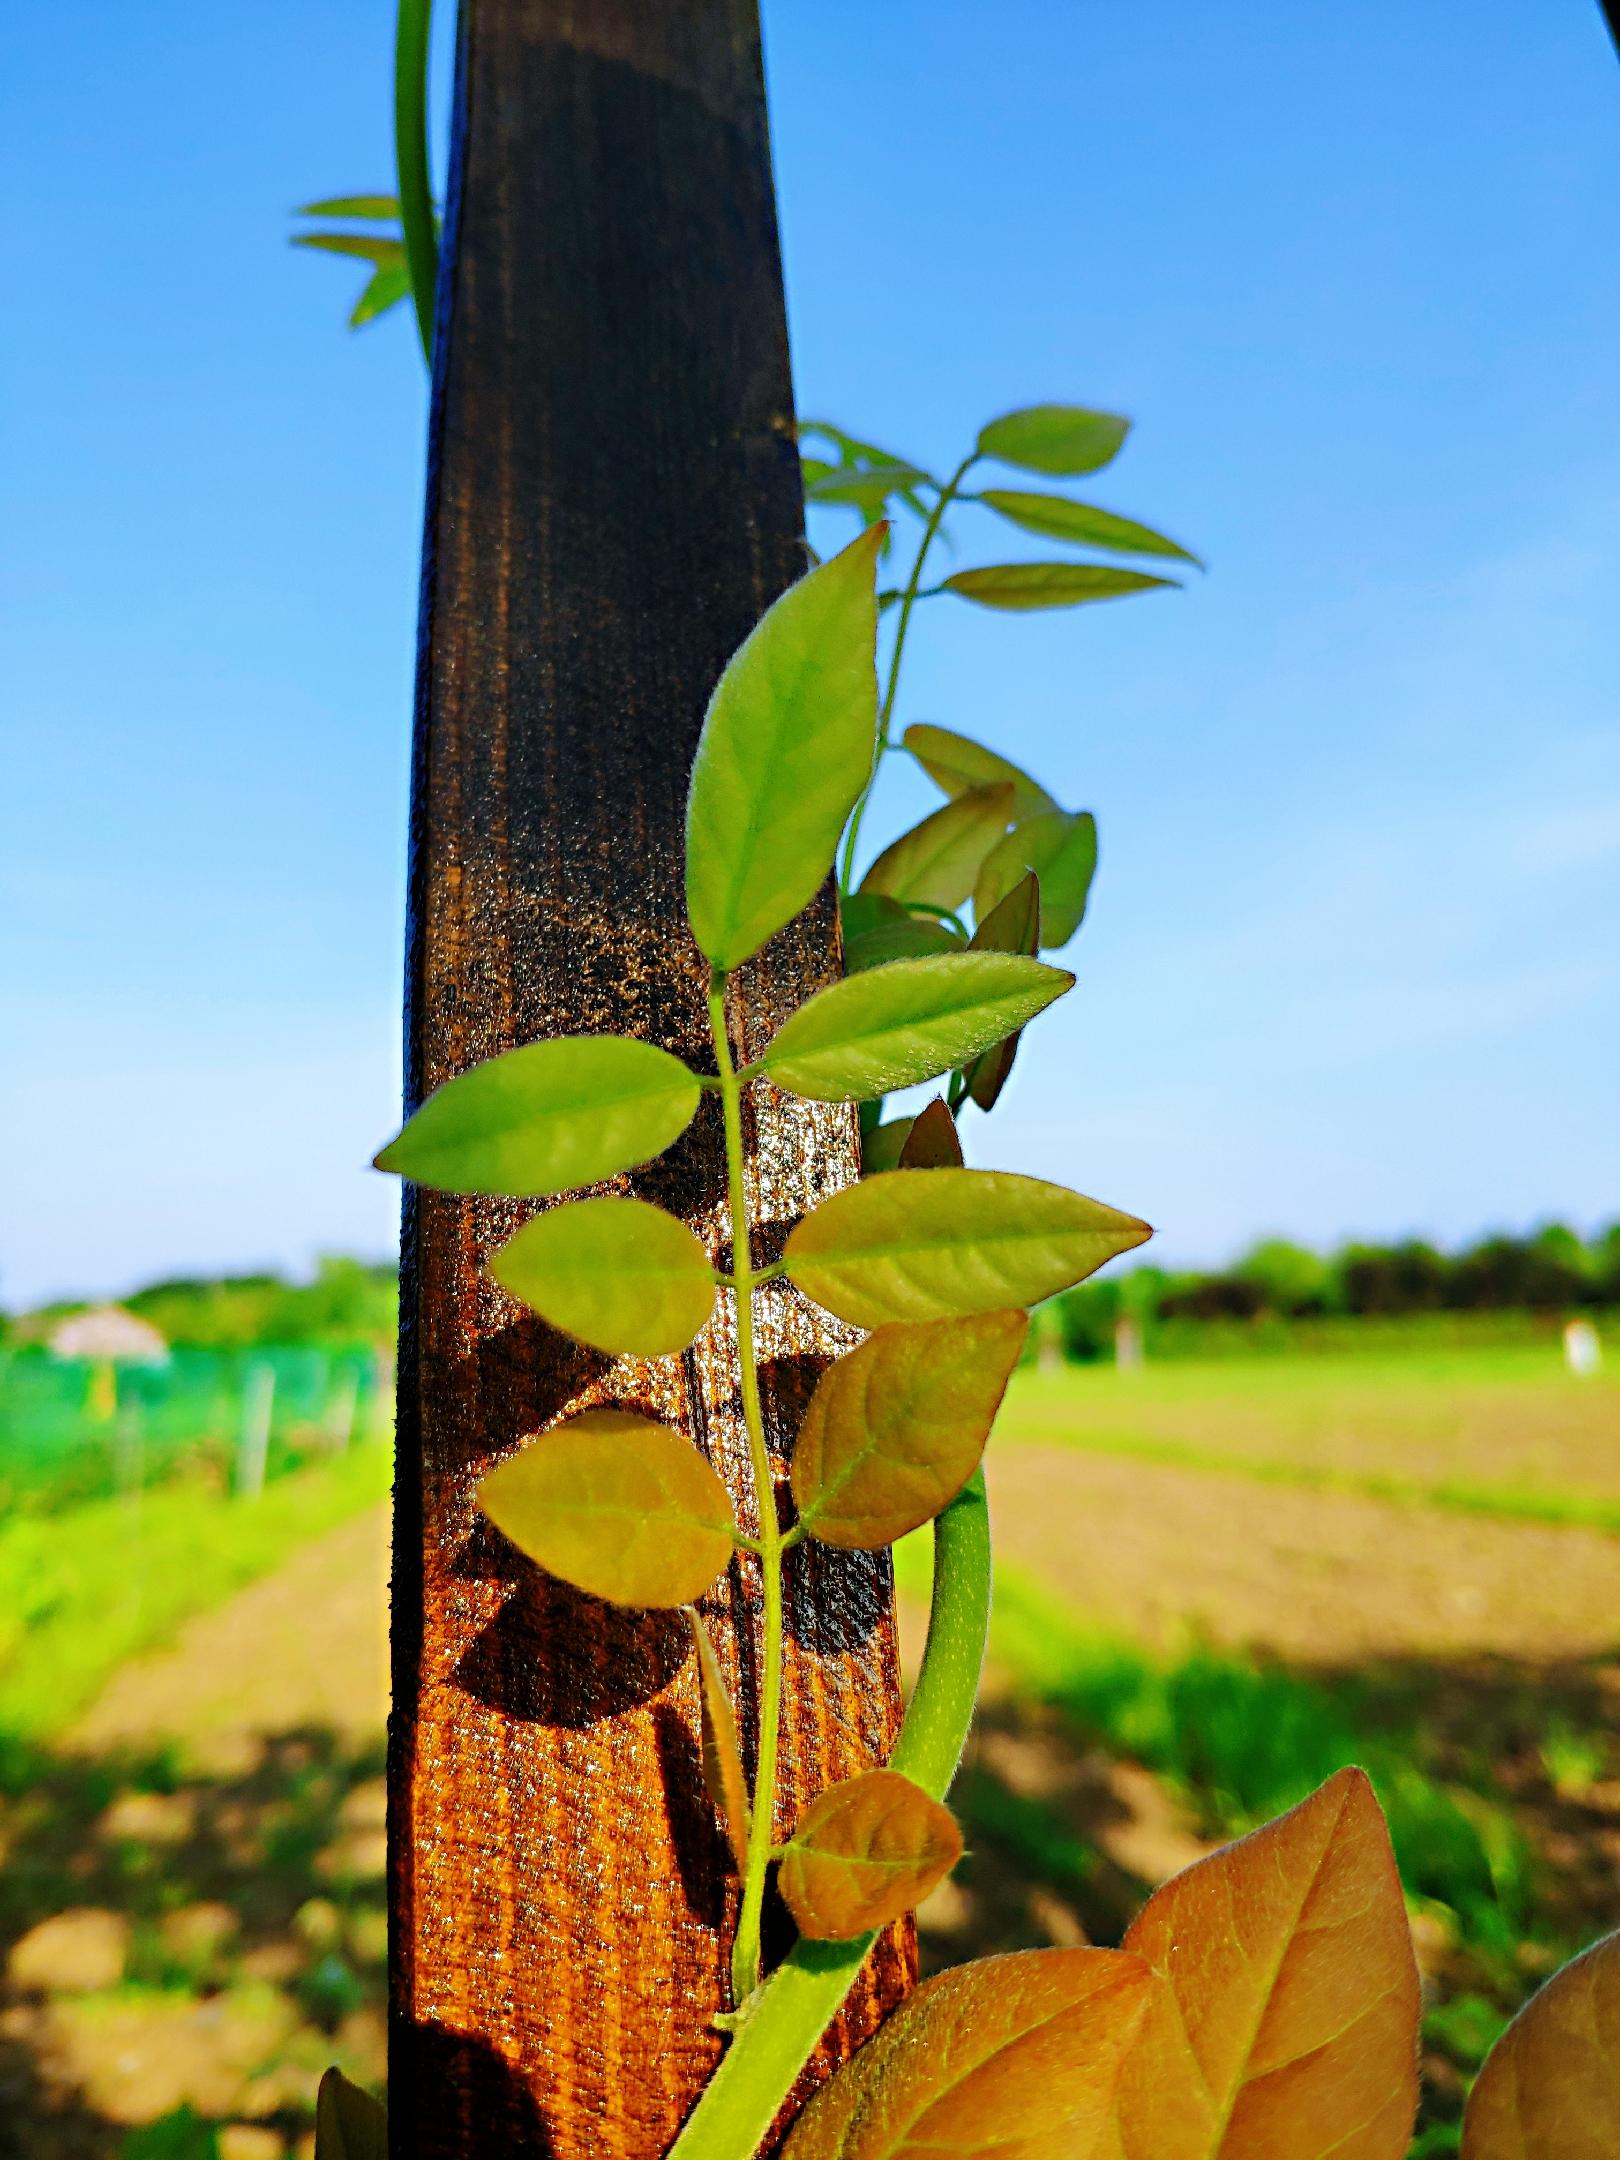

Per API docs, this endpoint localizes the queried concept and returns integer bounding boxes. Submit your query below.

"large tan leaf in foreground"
[1462,1927,1620,2159]
[1106,1766,1419,2159]
[781,1947,1152,2160]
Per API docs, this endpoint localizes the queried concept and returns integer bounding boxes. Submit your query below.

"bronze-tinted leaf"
[780,1946,1154,2160]
[902,722,1058,820]
[314,2068,386,2160]
[1461,1927,1620,2159]
[944,563,1175,611]
[1109,1766,1421,2158]
[488,1196,715,1357]
[779,1769,963,1938]
[476,1410,738,1609]
[975,811,1097,948]
[898,1097,962,1168]
[858,784,1015,910]
[964,872,1041,1110]
[688,1607,751,1874]
[792,1311,1026,1549]
[785,1168,1151,1327]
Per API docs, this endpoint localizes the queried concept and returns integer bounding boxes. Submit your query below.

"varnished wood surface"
[390,4,912,2152]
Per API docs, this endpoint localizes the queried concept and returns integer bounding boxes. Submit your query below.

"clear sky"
[3,1,1617,1307]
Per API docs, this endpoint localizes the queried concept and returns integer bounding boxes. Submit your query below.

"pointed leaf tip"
[897,1097,962,1169]
[315,2068,386,2160]
[477,1411,737,1608]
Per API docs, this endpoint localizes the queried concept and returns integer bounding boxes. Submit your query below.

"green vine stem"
[668,1470,992,2160]
[709,969,788,2008]
[394,0,438,360]
[837,451,979,896]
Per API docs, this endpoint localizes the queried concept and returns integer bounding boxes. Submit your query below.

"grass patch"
[0,1442,390,1746]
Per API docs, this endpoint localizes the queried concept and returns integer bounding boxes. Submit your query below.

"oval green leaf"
[689,1608,751,1874]
[779,1769,964,1939]
[944,562,1177,612]
[686,526,882,970]
[785,1169,1151,1326]
[902,722,1058,821]
[374,1035,700,1198]
[976,812,1097,949]
[792,1310,1026,1549]
[760,953,1072,1103]
[975,403,1132,476]
[978,488,1201,564]
[1462,1929,1620,2160]
[779,1946,1154,2160]
[477,1410,737,1608]
[315,2068,387,2160]
[860,1118,914,1175]
[858,784,1015,910]
[489,1196,715,1357]
[898,1097,962,1169]
[965,872,1041,1111]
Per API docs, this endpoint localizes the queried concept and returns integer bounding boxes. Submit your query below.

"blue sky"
[3,1,1617,1306]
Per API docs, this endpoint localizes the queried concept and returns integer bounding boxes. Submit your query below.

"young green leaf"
[488,1197,715,1357]
[477,1411,737,1608]
[297,195,403,221]
[791,1310,1026,1549]
[806,464,931,510]
[1461,1928,1620,2159]
[760,953,1072,1103]
[842,894,965,975]
[1110,1766,1421,2158]
[314,2067,387,2160]
[964,872,1041,1111]
[897,1096,962,1168]
[688,1608,751,1874]
[975,403,1132,476]
[978,489,1201,564]
[857,784,1015,910]
[349,261,413,330]
[902,722,1058,821]
[686,527,881,970]
[976,812,1097,948]
[943,563,1176,612]
[779,1769,964,1939]
[779,1946,1154,2160]
[785,1169,1150,1326]
[860,1118,915,1175]
[373,1035,700,1198]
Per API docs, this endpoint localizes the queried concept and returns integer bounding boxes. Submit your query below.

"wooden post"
[389,5,913,2154]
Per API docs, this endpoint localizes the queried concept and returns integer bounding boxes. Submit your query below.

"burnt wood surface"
[390,4,912,2153]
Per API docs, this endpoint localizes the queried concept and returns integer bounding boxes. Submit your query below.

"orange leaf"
[898,1097,962,1168]
[688,1608,751,1874]
[1107,1766,1420,2158]
[780,1946,1153,2159]
[779,1768,962,1939]
[1461,1927,1620,2158]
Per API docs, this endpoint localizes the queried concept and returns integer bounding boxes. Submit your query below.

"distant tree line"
[6,1255,398,1350]
[1054,1221,1620,1359]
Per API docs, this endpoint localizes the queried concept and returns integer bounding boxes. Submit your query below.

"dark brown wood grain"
[389,4,913,2153]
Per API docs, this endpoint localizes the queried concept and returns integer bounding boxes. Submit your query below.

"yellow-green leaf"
[785,1169,1150,1327]
[688,1608,751,1874]
[976,404,1132,476]
[861,1118,914,1174]
[297,195,402,221]
[488,1196,715,1357]
[978,489,1201,564]
[842,893,965,975]
[976,811,1097,948]
[477,1410,737,1608]
[1461,1928,1620,2159]
[965,872,1041,1111]
[686,527,882,970]
[315,2068,386,2160]
[858,784,1015,910]
[945,563,1176,612]
[291,231,405,267]
[898,1097,962,1168]
[792,1311,1026,1548]
[760,953,1072,1103]
[779,1768,963,1939]
[902,722,1058,820]
[780,1946,1154,2160]
[1108,1766,1421,2159]
[374,1035,700,1197]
